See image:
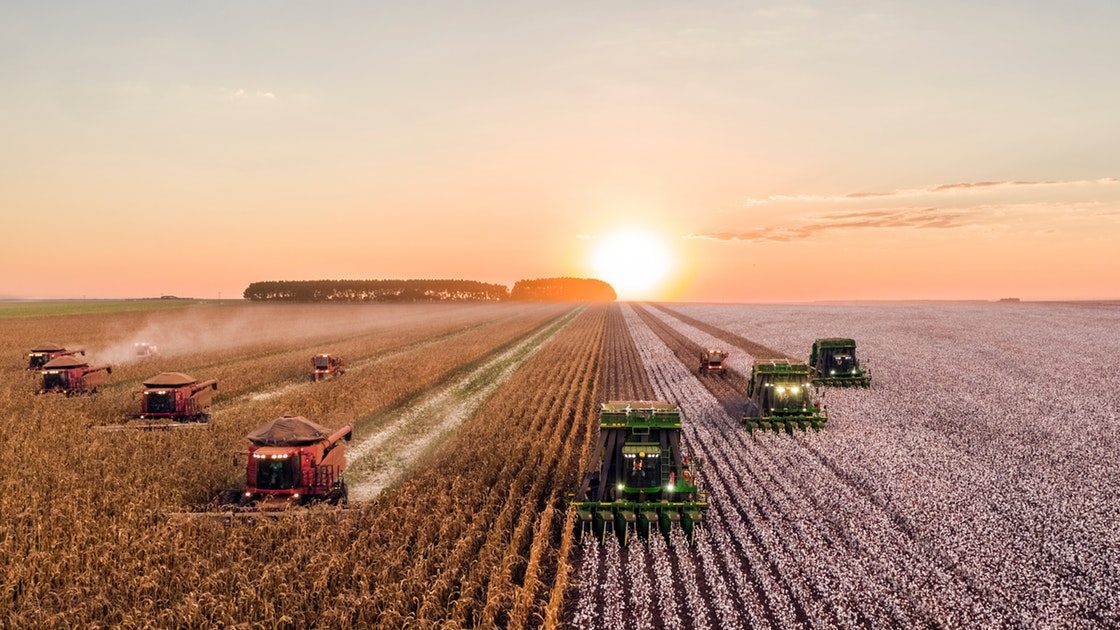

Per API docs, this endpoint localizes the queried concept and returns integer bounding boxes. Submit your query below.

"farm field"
[2,300,1118,626]
[572,301,1120,628]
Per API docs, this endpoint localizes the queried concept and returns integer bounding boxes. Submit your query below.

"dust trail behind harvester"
[87,303,502,366]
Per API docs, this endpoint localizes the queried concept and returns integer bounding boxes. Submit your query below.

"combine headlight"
[790,386,800,394]
[666,484,675,492]
[829,370,836,375]
[243,491,252,497]
[776,386,787,394]
[616,483,625,491]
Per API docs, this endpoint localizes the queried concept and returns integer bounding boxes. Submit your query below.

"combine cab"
[27,344,84,371]
[742,360,827,433]
[698,349,728,377]
[95,372,218,431]
[37,356,111,395]
[311,354,345,381]
[134,342,160,359]
[573,401,707,543]
[810,338,871,387]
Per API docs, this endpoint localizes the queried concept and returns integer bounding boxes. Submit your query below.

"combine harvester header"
[574,401,707,543]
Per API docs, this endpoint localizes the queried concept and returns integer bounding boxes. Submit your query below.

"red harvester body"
[38,356,111,395]
[239,416,352,511]
[27,344,85,371]
[138,372,218,422]
[311,354,345,381]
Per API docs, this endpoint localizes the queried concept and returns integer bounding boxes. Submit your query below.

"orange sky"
[2,3,1119,301]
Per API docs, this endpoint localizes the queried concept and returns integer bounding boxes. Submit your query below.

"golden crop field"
[0,301,603,627]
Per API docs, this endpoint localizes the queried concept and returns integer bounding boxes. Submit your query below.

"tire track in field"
[346,307,582,501]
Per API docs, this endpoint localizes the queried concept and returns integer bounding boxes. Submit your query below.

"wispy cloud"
[230,88,277,101]
[743,178,1119,206]
[689,201,1113,243]
[689,207,963,242]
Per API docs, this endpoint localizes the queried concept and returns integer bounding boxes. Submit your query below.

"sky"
[1,1,1118,301]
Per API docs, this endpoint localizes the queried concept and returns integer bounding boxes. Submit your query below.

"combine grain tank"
[37,356,111,395]
[311,354,345,381]
[573,401,707,543]
[236,415,352,511]
[810,338,871,387]
[27,344,84,371]
[698,348,728,377]
[742,360,827,433]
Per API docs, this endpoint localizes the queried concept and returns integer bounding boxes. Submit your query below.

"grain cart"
[573,401,707,543]
[698,349,728,377]
[742,360,827,433]
[95,372,219,432]
[37,356,111,395]
[27,344,84,371]
[810,338,871,387]
[311,354,345,381]
[134,342,160,359]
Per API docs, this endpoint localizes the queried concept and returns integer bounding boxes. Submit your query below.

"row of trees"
[511,277,617,302]
[243,277,616,302]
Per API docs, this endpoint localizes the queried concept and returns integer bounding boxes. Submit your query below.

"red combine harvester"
[134,342,160,359]
[27,344,84,371]
[95,372,218,432]
[170,416,353,520]
[698,349,728,377]
[238,416,352,510]
[37,356,111,395]
[311,354,345,381]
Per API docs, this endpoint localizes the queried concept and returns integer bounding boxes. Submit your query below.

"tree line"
[243,277,615,302]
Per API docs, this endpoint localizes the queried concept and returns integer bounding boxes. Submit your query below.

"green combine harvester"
[573,401,708,543]
[809,338,871,387]
[742,360,828,433]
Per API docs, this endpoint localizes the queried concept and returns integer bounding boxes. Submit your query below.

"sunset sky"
[2,2,1118,301]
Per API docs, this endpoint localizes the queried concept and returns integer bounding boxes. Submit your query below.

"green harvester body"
[742,360,828,433]
[573,401,708,543]
[809,338,871,387]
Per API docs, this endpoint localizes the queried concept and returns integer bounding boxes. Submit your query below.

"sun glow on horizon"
[589,228,674,300]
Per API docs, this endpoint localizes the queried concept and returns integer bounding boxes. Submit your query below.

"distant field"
[0,299,219,318]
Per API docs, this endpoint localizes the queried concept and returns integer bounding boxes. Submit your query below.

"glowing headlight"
[829,370,836,375]
[617,483,625,491]
[790,386,800,394]
[243,491,252,497]
[776,386,787,394]
[666,484,675,492]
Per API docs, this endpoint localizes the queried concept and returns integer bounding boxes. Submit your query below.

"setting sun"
[589,229,674,300]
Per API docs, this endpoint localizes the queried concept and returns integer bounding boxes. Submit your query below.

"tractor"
[37,356,111,395]
[134,342,160,359]
[698,348,728,377]
[233,415,352,511]
[311,354,345,381]
[573,401,707,543]
[27,344,84,371]
[94,373,218,431]
[810,338,871,387]
[742,360,827,433]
